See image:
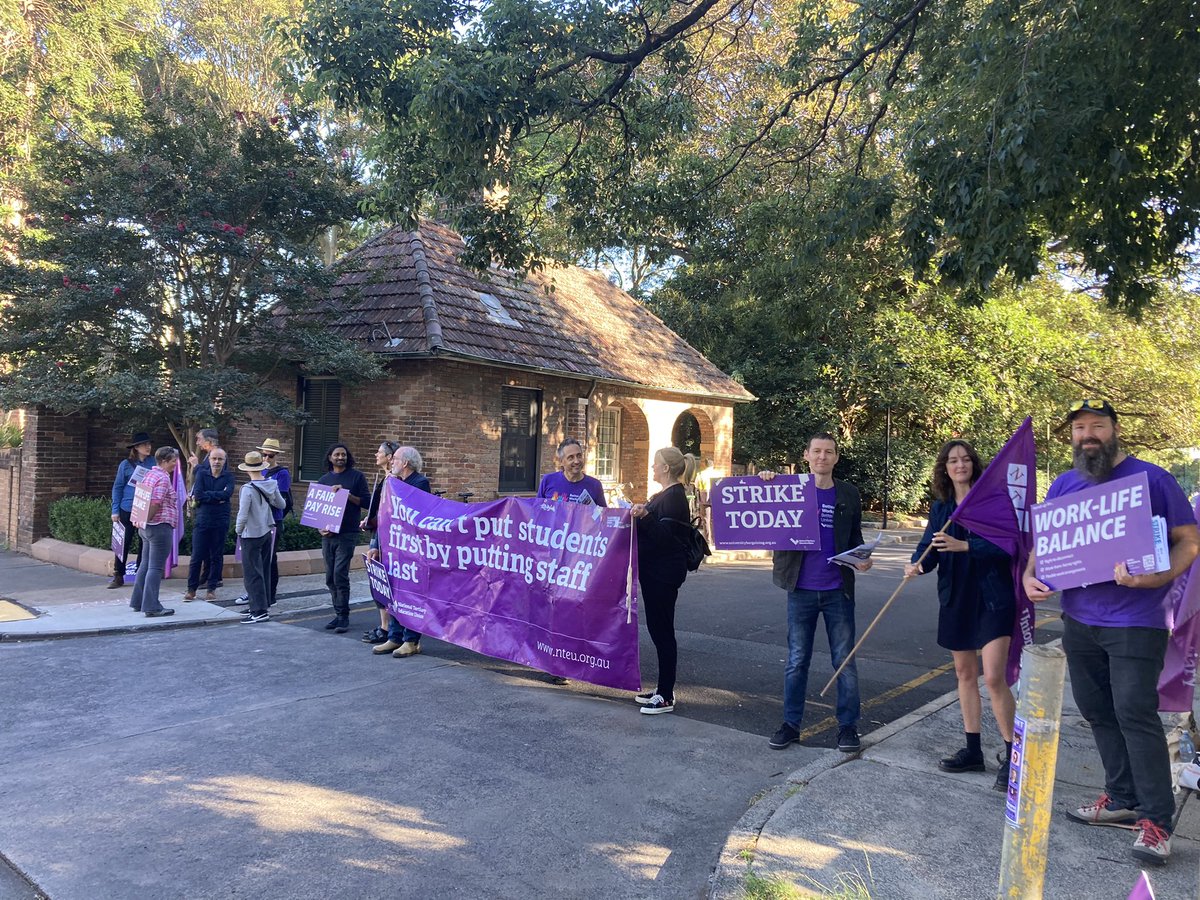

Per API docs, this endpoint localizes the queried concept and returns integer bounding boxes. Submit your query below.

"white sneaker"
[640,694,674,715]
[1131,819,1171,864]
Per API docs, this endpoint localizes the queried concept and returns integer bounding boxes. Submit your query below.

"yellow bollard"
[998,644,1067,900]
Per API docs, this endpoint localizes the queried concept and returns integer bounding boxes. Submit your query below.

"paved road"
[280,544,1066,749]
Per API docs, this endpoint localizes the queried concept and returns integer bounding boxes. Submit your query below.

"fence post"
[998,644,1067,899]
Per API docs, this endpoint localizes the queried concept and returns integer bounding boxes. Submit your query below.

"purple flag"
[378,476,641,689]
[1157,495,1200,711]
[947,417,1037,685]
[709,475,822,550]
[1127,871,1155,900]
[167,462,186,577]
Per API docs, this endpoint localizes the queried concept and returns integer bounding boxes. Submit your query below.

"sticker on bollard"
[1005,715,1025,828]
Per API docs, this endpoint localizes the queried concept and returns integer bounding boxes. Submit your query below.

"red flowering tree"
[0,70,378,452]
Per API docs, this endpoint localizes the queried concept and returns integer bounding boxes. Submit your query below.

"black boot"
[939,746,986,773]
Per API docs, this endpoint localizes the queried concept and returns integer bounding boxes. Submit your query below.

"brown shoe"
[107,576,125,589]
[393,641,421,658]
[182,590,197,602]
[204,591,217,602]
[372,640,402,655]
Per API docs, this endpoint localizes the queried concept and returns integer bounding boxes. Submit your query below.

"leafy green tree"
[286,0,1200,310]
[0,70,378,453]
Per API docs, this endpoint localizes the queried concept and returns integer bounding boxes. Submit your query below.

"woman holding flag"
[905,439,1016,791]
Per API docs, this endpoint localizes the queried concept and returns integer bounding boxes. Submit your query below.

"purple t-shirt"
[536,471,607,507]
[795,486,842,592]
[1046,456,1195,629]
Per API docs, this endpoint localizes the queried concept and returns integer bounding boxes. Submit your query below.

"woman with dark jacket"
[108,433,154,588]
[361,441,399,645]
[905,439,1016,790]
[630,447,697,716]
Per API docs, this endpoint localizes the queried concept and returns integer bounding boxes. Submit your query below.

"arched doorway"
[672,411,702,457]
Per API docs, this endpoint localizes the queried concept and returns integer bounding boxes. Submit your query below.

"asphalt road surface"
[279,542,1065,750]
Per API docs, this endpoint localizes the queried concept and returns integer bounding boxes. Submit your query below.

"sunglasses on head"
[1069,399,1110,412]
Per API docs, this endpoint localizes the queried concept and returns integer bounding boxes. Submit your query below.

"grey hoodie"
[236,478,285,539]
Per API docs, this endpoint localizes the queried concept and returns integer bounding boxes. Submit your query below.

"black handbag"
[659,516,712,571]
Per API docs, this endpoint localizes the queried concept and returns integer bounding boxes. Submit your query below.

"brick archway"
[674,406,716,464]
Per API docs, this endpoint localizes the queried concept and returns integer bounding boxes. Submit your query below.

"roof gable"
[323,221,754,402]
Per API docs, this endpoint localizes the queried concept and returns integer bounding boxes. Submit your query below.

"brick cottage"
[13,221,752,551]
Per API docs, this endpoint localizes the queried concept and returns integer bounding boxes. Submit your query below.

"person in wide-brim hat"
[127,432,152,449]
[238,451,269,472]
[256,438,285,455]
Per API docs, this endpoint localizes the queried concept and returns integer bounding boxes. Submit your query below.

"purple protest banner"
[1158,495,1200,711]
[1033,471,1159,591]
[300,483,350,532]
[709,474,822,551]
[363,555,393,609]
[947,417,1037,686]
[378,476,641,689]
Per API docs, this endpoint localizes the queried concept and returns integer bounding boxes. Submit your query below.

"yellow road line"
[797,660,957,741]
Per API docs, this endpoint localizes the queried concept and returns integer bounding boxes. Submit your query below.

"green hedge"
[45,496,359,553]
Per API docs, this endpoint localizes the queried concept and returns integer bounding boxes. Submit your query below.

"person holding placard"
[129,446,181,618]
[235,451,286,623]
[362,441,400,646]
[369,445,431,658]
[629,447,697,715]
[1023,400,1200,865]
[318,443,370,634]
[905,440,1016,791]
[109,432,154,589]
[764,433,871,753]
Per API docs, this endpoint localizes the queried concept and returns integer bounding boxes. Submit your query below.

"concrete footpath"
[2,551,1199,898]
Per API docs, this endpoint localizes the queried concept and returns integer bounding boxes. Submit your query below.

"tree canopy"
[288,0,1200,312]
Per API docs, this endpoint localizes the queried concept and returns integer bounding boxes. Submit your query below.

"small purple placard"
[111,521,125,557]
[709,474,822,551]
[299,484,349,533]
[364,555,393,609]
[1033,471,1159,591]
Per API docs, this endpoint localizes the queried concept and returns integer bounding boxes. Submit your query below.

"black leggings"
[641,577,682,702]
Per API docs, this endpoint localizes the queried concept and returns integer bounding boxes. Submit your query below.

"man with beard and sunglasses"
[1023,400,1200,866]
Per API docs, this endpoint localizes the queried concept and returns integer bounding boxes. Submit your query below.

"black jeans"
[113,508,143,580]
[187,521,226,592]
[641,576,682,702]
[322,532,358,619]
[1062,615,1174,828]
[240,533,273,615]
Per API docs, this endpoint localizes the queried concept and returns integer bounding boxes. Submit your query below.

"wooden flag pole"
[819,532,943,697]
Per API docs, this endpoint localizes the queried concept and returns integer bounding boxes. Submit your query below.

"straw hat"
[256,438,285,455]
[238,450,268,472]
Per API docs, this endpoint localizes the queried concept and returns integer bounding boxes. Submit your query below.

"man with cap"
[109,432,155,588]
[1024,400,1200,865]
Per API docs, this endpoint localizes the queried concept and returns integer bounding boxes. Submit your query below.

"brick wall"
[18,407,90,551]
[49,358,742,532]
[0,447,21,549]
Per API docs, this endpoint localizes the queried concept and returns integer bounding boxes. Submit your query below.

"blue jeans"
[784,588,860,729]
[131,523,174,613]
[188,521,227,592]
[386,615,422,645]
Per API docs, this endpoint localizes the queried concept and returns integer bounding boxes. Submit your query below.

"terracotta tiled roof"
[321,221,754,402]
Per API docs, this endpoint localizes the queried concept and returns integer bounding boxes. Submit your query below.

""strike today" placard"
[709,474,822,551]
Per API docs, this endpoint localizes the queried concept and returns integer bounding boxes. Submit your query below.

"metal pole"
[883,404,891,530]
[998,644,1067,900]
